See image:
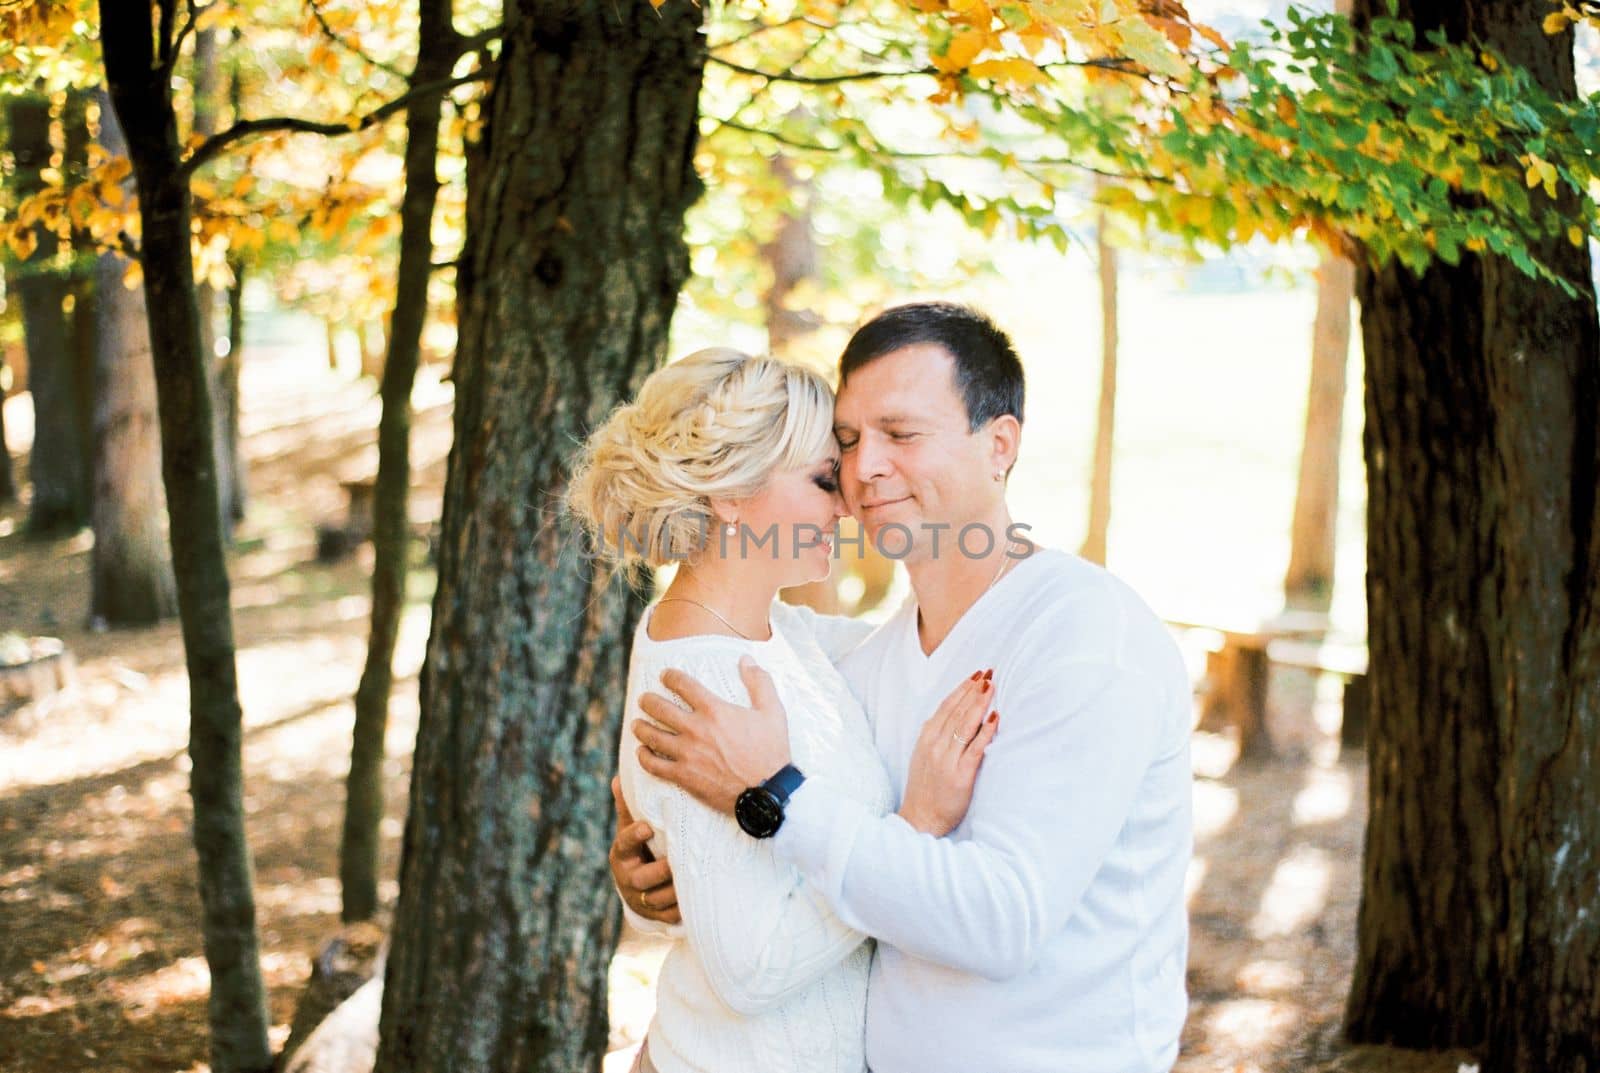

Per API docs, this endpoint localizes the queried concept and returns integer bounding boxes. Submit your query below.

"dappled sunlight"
[1202,997,1300,1058]
[1293,766,1353,827]
[1193,779,1240,841]
[1250,846,1333,940]
[1234,957,1306,994]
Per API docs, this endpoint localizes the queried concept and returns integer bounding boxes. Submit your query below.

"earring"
[725,522,737,535]
[992,472,1004,482]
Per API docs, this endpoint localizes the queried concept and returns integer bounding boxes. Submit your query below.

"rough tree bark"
[1282,253,1353,612]
[371,4,706,1071]
[339,0,461,925]
[88,91,178,627]
[1080,204,1118,567]
[1345,3,1600,1070]
[97,3,274,1070]
[8,91,89,534]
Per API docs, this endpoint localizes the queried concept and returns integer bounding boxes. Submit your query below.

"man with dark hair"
[614,302,1193,1073]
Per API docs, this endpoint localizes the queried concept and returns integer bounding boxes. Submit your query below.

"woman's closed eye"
[813,473,839,493]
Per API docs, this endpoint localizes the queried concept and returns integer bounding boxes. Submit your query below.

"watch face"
[736,788,784,839]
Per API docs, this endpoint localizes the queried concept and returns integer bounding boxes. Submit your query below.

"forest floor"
[0,346,1477,1073]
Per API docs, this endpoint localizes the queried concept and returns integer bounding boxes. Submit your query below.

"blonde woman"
[567,349,997,1073]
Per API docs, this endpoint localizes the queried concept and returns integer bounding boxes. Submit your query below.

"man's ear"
[987,415,1021,477]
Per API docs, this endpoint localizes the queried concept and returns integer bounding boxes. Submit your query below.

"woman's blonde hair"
[566,348,835,567]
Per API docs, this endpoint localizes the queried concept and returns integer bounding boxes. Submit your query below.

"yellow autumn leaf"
[1568,225,1586,248]
[6,225,38,260]
[1542,10,1570,34]
[268,217,300,244]
[122,258,143,289]
[934,27,990,74]
[968,58,1049,86]
[1479,50,1498,71]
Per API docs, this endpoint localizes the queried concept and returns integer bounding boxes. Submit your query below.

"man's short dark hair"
[838,302,1025,430]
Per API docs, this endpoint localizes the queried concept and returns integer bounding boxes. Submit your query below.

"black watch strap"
[764,763,806,805]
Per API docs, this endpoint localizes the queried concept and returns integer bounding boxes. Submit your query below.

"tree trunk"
[88,92,178,628]
[1345,4,1600,1070]
[224,255,247,524]
[0,357,13,503]
[8,92,90,534]
[222,45,248,526]
[192,25,237,540]
[1282,253,1353,612]
[63,88,99,481]
[98,5,273,1070]
[340,0,460,925]
[1080,207,1118,566]
[371,4,706,1071]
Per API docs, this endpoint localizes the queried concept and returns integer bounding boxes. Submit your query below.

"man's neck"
[904,509,1020,656]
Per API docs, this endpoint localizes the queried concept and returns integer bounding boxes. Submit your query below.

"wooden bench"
[1266,637,1369,754]
[1166,612,1350,762]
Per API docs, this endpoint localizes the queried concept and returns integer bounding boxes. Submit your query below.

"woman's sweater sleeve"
[621,645,870,1016]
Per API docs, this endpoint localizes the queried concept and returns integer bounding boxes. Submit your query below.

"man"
[614,302,1193,1073]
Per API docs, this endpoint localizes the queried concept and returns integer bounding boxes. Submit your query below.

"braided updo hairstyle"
[567,348,835,567]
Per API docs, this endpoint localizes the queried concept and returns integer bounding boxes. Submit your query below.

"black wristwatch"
[735,764,806,839]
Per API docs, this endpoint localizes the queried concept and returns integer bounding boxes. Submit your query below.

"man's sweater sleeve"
[772,659,1162,981]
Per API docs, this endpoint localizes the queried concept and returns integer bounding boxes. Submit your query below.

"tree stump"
[277,921,386,1071]
[0,635,76,718]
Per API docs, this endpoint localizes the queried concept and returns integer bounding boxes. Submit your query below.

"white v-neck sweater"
[618,600,889,1073]
[775,549,1194,1073]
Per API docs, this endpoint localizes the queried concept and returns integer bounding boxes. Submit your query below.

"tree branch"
[181,63,495,177]
[709,55,934,84]
[306,0,410,79]
[711,119,1172,184]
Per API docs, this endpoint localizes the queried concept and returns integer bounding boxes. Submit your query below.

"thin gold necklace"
[655,596,765,640]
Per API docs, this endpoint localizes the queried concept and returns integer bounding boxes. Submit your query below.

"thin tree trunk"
[224,255,247,524]
[222,42,248,525]
[8,92,89,534]
[98,4,273,1070]
[1345,3,1600,1070]
[1282,253,1353,612]
[89,91,178,627]
[0,358,13,503]
[1080,207,1118,566]
[192,25,235,540]
[372,3,706,1070]
[63,88,98,480]
[340,0,460,925]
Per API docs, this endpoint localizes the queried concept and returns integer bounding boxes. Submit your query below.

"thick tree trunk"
[1345,3,1600,1070]
[1282,253,1353,612]
[1080,208,1118,566]
[372,4,706,1071]
[340,0,460,925]
[8,92,90,534]
[88,93,178,628]
[99,4,273,1070]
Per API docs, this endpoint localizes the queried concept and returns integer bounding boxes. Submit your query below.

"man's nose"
[851,434,893,486]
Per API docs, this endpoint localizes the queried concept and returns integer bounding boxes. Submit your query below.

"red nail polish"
[970,670,981,681]
[981,680,990,693]
[983,668,994,681]
[988,711,998,724]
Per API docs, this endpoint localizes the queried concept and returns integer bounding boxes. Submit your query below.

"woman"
[567,349,997,1073]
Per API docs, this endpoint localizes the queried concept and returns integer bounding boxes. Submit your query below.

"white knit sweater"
[618,600,891,1073]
